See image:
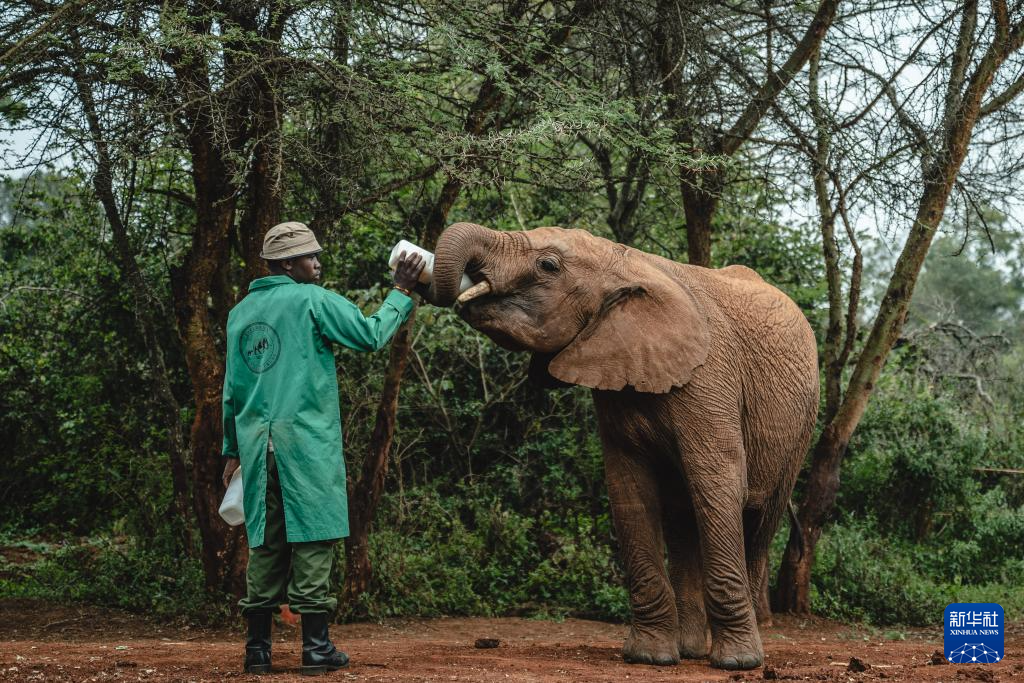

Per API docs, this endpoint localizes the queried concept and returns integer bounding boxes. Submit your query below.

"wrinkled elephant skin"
[430,223,820,671]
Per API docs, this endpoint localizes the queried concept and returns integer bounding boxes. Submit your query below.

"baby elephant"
[427,222,819,670]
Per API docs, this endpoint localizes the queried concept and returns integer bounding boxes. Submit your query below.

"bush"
[810,517,1024,625]
[345,482,628,622]
[811,374,1024,625]
[811,519,954,625]
[839,381,985,541]
[0,536,218,622]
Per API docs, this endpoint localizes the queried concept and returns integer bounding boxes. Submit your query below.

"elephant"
[425,222,819,671]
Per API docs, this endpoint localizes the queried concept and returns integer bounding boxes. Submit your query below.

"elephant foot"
[677,623,711,659]
[709,628,764,671]
[623,625,680,666]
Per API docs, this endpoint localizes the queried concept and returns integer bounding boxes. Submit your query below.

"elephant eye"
[539,258,560,273]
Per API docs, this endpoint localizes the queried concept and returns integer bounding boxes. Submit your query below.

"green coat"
[222,275,414,547]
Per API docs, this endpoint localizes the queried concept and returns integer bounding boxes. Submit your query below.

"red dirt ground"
[0,599,1020,682]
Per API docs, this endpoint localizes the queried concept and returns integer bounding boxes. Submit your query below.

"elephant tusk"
[457,280,492,304]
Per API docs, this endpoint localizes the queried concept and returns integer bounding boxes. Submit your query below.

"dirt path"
[1,600,1020,682]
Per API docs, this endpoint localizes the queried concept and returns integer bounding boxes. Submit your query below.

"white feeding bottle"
[388,240,473,293]
[218,467,245,526]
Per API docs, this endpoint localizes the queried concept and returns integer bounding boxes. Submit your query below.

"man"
[221,221,424,675]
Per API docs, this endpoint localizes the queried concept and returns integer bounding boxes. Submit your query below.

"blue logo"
[944,603,1003,663]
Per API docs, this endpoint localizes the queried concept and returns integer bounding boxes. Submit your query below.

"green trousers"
[239,448,338,615]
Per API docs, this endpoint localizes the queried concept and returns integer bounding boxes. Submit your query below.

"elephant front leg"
[664,497,711,659]
[690,459,764,671]
[604,446,680,666]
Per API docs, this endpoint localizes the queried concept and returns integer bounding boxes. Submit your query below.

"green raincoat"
[222,275,414,548]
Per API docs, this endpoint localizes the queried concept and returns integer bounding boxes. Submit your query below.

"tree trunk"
[341,174,461,607]
[342,310,416,608]
[171,241,246,594]
[171,132,245,595]
[308,0,352,240]
[70,54,195,555]
[680,169,720,267]
[774,422,847,612]
[581,136,648,246]
[158,0,293,597]
[774,51,863,613]
[339,0,596,611]
[808,46,847,424]
[234,7,287,286]
[237,123,278,283]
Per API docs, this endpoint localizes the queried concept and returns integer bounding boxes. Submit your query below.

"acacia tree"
[653,0,840,266]
[162,0,294,595]
[775,0,1024,612]
[329,0,602,608]
[1,0,296,594]
[67,29,196,557]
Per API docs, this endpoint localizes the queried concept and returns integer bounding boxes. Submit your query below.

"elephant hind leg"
[744,477,800,626]
[663,486,710,659]
[743,504,780,626]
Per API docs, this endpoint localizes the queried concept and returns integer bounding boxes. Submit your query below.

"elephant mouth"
[478,327,528,352]
[454,279,494,319]
[457,298,530,352]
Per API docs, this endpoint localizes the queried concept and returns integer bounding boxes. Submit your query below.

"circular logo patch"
[239,322,281,373]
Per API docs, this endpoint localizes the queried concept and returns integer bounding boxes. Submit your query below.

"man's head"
[261,221,323,284]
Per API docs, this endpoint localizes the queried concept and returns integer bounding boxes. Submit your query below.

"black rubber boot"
[301,612,349,675]
[244,610,273,674]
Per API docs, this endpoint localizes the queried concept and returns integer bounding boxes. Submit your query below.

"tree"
[67,34,195,555]
[775,0,1024,613]
[1,0,297,593]
[339,0,601,609]
[911,229,1024,336]
[654,0,840,265]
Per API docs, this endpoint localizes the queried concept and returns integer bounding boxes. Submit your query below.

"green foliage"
[839,377,986,541]
[809,372,1024,626]
[712,186,827,320]
[911,231,1024,336]
[0,537,218,622]
[333,309,629,622]
[810,517,1024,625]
[0,173,187,540]
[810,520,955,625]
[352,484,628,622]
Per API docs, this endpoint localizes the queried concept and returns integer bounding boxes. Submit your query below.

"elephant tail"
[787,500,805,561]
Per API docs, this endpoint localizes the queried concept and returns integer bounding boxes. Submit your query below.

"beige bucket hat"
[260,221,323,260]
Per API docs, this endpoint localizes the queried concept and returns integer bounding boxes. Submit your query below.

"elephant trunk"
[429,222,498,306]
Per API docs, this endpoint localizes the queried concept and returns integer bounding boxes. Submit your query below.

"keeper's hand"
[222,458,240,489]
[393,251,426,291]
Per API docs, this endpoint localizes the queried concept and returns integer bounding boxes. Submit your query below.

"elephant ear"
[528,352,573,390]
[548,275,709,393]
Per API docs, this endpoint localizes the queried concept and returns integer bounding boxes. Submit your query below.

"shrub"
[840,381,985,542]
[811,519,954,625]
[0,537,218,622]
[345,482,627,622]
